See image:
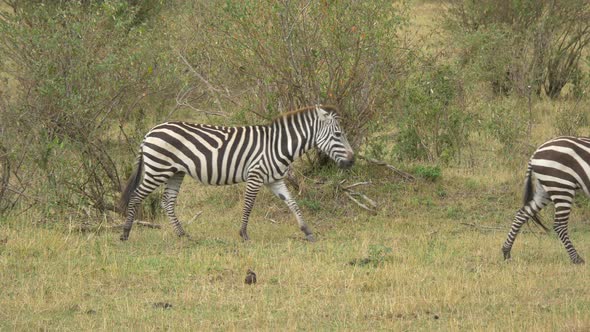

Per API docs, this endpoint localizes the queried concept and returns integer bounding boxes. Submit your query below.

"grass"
[1,164,589,331]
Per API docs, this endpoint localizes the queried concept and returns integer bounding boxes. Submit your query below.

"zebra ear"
[316,105,330,120]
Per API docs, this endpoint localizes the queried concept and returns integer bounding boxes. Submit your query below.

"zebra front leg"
[267,180,314,242]
[502,208,531,260]
[240,177,263,241]
[161,173,187,238]
[553,204,585,264]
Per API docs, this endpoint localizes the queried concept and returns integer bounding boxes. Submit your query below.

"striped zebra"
[502,136,590,264]
[119,105,354,242]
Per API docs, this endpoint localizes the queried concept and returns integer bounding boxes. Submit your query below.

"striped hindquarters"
[141,122,267,185]
[531,136,590,197]
[503,136,589,264]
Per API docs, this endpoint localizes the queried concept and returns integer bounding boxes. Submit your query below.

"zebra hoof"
[179,234,193,242]
[239,229,250,241]
[502,249,511,260]
[305,234,316,242]
[120,234,129,241]
[572,257,585,265]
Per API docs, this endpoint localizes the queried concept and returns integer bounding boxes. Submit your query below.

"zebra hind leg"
[121,176,168,241]
[161,173,187,238]
[553,203,585,264]
[502,193,549,260]
[502,208,531,260]
[121,192,143,241]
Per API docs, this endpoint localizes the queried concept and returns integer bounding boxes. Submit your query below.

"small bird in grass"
[245,269,257,285]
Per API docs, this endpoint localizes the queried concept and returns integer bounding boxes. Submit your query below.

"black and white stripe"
[502,136,590,264]
[119,105,355,241]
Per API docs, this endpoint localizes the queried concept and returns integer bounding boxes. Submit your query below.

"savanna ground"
[1,1,590,331]
[1,147,589,330]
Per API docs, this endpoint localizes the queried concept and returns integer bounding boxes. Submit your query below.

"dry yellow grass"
[1,167,589,331]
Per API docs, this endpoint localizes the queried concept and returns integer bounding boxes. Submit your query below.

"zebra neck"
[270,115,317,164]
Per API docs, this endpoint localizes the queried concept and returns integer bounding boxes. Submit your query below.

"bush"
[445,0,590,99]
[0,0,412,218]
[483,98,529,157]
[0,1,179,216]
[554,104,589,137]
[394,64,472,163]
[413,165,442,182]
[180,0,410,151]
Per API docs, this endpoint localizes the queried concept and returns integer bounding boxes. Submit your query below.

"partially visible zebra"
[119,105,355,242]
[502,136,590,264]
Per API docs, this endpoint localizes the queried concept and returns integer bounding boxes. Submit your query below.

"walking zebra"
[119,105,354,242]
[502,136,590,264]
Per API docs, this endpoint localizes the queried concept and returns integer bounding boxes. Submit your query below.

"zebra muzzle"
[338,152,355,169]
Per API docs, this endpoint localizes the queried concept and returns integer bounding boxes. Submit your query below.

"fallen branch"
[460,222,505,232]
[339,180,377,214]
[344,191,376,214]
[342,181,372,190]
[187,211,203,224]
[359,155,415,181]
[110,221,162,229]
[348,190,377,209]
[460,222,546,235]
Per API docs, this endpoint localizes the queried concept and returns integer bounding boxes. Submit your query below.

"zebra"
[502,136,590,264]
[119,105,354,242]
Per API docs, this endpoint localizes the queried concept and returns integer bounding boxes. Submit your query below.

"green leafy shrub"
[185,0,409,151]
[445,0,590,99]
[0,1,179,217]
[554,105,589,137]
[483,98,529,156]
[394,64,472,163]
[413,165,442,182]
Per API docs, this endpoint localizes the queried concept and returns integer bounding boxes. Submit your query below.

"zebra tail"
[119,153,143,214]
[522,161,549,233]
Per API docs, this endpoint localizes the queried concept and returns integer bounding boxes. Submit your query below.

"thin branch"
[186,211,203,225]
[176,51,229,117]
[344,191,376,214]
[174,84,227,117]
[338,180,377,214]
[460,222,546,234]
[342,181,372,190]
[5,186,42,202]
[359,155,416,181]
[109,221,161,229]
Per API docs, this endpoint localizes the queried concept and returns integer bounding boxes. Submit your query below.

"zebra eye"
[333,132,342,138]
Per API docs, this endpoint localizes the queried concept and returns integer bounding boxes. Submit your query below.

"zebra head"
[314,106,355,169]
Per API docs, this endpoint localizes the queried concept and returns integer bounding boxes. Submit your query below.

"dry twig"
[338,181,377,214]
[110,221,162,229]
[176,51,229,117]
[460,222,546,235]
[359,155,415,181]
[187,211,203,225]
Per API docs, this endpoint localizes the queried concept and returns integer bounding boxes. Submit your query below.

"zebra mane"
[271,105,340,123]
